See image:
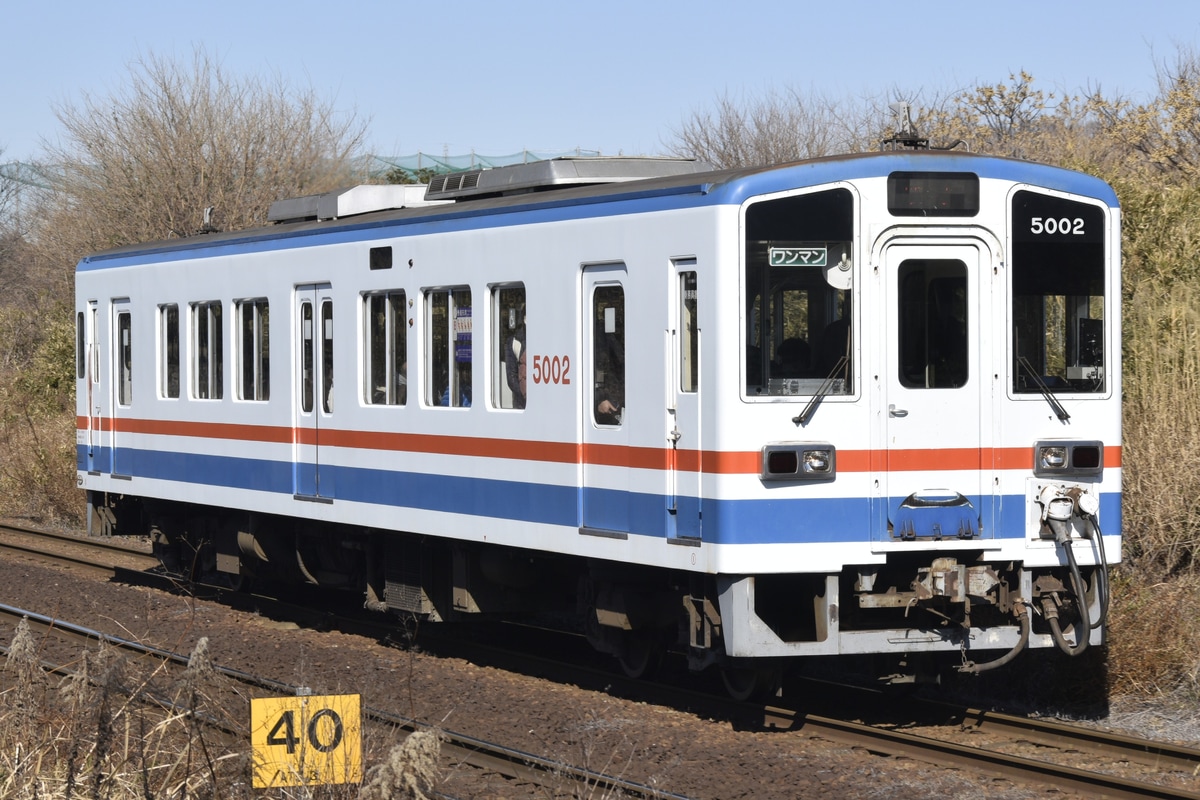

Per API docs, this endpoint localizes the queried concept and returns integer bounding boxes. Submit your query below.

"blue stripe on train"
[79,445,1121,544]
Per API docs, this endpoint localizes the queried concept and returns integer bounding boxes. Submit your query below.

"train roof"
[78,151,1119,271]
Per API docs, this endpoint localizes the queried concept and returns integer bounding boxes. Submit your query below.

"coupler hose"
[957,599,1030,674]
[1045,539,1092,656]
[1087,518,1110,630]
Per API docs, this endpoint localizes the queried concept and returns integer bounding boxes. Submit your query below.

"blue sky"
[3,1,1198,165]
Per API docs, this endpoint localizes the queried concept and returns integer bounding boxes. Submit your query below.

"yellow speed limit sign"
[251,693,363,788]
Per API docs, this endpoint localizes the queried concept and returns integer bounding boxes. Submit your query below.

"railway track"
[427,628,1200,800]
[0,520,159,575]
[759,694,1200,800]
[0,598,686,800]
[3,521,1197,799]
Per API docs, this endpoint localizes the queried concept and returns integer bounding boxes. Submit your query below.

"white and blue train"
[76,150,1120,693]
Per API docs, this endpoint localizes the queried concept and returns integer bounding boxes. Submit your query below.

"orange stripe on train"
[77,417,1121,473]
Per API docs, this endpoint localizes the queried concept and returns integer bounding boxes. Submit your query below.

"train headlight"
[802,450,831,474]
[761,443,835,482]
[1033,440,1104,478]
[1038,446,1067,471]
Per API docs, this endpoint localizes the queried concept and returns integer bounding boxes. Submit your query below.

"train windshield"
[1011,191,1107,394]
[745,187,854,397]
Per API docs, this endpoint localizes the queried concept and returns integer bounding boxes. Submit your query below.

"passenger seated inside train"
[775,337,812,378]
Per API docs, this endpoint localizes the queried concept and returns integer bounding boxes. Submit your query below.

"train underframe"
[91,491,1103,695]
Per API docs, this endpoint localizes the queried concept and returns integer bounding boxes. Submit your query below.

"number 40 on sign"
[251,693,363,788]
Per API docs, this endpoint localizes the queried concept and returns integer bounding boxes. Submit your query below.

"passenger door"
[294,284,335,500]
[581,265,629,536]
[878,240,992,542]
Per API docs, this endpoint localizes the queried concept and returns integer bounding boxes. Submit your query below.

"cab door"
[82,300,106,473]
[878,240,993,542]
[110,299,133,477]
[294,284,335,500]
[669,264,702,540]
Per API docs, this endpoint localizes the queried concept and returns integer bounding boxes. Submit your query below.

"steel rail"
[954,704,1200,774]
[0,522,158,575]
[763,703,1200,800]
[785,676,1200,776]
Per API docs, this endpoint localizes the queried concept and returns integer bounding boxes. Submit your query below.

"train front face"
[718,156,1120,672]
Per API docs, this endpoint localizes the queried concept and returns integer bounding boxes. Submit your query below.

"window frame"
[236,298,270,401]
[159,303,180,399]
[425,286,472,408]
[191,300,224,400]
[492,283,526,410]
[363,290,407,406]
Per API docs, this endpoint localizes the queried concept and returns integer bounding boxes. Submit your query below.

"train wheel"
[720,665,781,701]
[616,629,663,679]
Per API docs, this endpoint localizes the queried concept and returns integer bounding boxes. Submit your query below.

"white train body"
[76,152,1120,678]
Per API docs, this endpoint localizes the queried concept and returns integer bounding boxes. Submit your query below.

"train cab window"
[192,301,223,400]
[364,291,407,406]
[117,311,132,406]
[493,285,526,410]
[427,288,471,407]
[1011,191,1107,394]
[593,286,625,425]
[237,299,269,401]
[745,188,854,397]
[159,304,179,399]
[897,261,968,389]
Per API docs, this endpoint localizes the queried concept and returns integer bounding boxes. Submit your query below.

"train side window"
[117,311,132,406]
[897,261,968,389]
[159,304,180,399]
[593,285,625,425]
[744,187,854,397]
[426,287,472,408]
[680,271,698,392]
[364,291,407,405]
[237,299,269,401]
[493,285,526,410]
[320,300,334,413]
[192,301,223,400]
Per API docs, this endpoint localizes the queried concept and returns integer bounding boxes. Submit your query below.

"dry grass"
[1121,276,1200,579]
[1106,570,1200,699]
[0,632,439,799]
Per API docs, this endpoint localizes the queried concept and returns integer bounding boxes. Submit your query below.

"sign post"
[251,693,363,788]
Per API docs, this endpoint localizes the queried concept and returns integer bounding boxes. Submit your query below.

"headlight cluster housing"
[1033,440,1103,478]
[761,443,836,482]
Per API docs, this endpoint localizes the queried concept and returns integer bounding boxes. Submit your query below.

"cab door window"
[898,260,968,389]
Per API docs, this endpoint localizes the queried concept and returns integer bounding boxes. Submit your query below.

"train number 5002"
[532,355,571,385]
[1030,216,1085,235]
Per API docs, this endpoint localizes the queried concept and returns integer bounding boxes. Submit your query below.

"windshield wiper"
[1018,356,1070,422]
[794,355,848,427]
